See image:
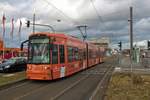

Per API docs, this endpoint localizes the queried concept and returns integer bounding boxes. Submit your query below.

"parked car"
[0,57,27,72]
[0,59,8,64]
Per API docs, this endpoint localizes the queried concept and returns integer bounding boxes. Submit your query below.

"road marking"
[50,65,106,100]
[2,74,15,77]
[0,81,29,93]
[114,67,121,72]
[14,84,51,100]
[51,75,89,100]
[89,66,114,100]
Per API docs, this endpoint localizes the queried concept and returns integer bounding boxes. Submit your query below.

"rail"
[89,65,114,100]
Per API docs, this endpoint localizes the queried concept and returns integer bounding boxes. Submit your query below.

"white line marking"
[0,81,29,93]
[14,84,50,100]
[51,75,89,100]
[89,66,114,100]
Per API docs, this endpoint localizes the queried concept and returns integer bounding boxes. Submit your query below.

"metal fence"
[141,57,150,68]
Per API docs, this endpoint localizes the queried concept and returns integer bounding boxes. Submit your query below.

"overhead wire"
[41,0,109,40]
[89,0,110,43]
[90,0,107,31]
[41,0,90,40]
[41,0,79,25]
[90,0,123,47]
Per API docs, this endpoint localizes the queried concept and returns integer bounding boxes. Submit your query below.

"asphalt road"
[0,57,116,100]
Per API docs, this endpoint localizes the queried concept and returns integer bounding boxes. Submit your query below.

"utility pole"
[33,11,35,34]
[129,6,133,60]
[148,40,150,50]
[128,6,133,72]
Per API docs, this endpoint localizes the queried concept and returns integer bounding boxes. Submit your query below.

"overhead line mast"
[128,7,133,60]
[42,0,89,40]
[77,25,88,41]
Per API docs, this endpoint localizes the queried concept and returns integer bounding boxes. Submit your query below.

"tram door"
[59,45,65,78]
[51,44,59,79]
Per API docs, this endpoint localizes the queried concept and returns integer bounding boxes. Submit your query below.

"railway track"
[0,57,116,100]
[89,65,114,100]
[0,71,88,100]
[50,64,114,100]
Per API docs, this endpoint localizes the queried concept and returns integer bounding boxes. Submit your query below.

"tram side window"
[74,47,79,61]
[92,50,94,58]
[52,44,58,64]
[0,51,2,55]
[68,47,73,62]
[59,45,65,63]
[78,49,82,60]
[97,50,100,57]
[89,49,92,59]
[83,49,86,59]
[92,50,96,58]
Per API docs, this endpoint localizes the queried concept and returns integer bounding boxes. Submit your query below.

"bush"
[132,74,143,85]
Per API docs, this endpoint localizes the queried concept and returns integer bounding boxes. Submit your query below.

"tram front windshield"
[28,38,50,64]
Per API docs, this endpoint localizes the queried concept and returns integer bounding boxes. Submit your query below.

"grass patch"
[0,71,26,86]
[105,72,150,100]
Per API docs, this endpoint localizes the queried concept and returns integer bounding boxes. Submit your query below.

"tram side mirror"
[21,43,23,51]
[20,40,29,51]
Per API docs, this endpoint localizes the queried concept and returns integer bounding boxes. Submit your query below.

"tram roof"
[30,32,83,42]
[29,32,99,47]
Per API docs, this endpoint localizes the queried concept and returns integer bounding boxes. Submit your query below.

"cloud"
[0,2,17,13]
[0,0,149,48]
[134,18,150,31]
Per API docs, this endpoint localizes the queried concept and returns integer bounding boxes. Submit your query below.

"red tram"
[23,32,105,80]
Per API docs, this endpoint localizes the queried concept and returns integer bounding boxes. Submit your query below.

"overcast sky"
[0,0,150,48]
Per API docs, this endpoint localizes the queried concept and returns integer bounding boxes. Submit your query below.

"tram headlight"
[44,66,47,69]
[44,66,48,70]
[44,66,50,70]
[28,66,32,70]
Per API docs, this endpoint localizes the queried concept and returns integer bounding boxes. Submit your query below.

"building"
[0,38,27,59]
[89,37,110,48]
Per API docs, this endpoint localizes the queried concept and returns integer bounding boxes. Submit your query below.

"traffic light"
[118,41,122,51]
[148,40,150,50]
[27,20,30,27]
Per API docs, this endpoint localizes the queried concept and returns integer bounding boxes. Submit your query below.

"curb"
[0,78,27,91]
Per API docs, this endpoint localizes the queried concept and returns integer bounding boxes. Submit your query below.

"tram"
[21,32,105,80]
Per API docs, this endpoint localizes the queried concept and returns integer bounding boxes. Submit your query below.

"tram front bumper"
[26,70,52,80]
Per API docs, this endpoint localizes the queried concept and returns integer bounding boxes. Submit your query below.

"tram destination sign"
[30,38,49,43]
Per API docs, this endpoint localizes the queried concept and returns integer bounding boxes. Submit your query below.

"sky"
[0,0,150,48]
